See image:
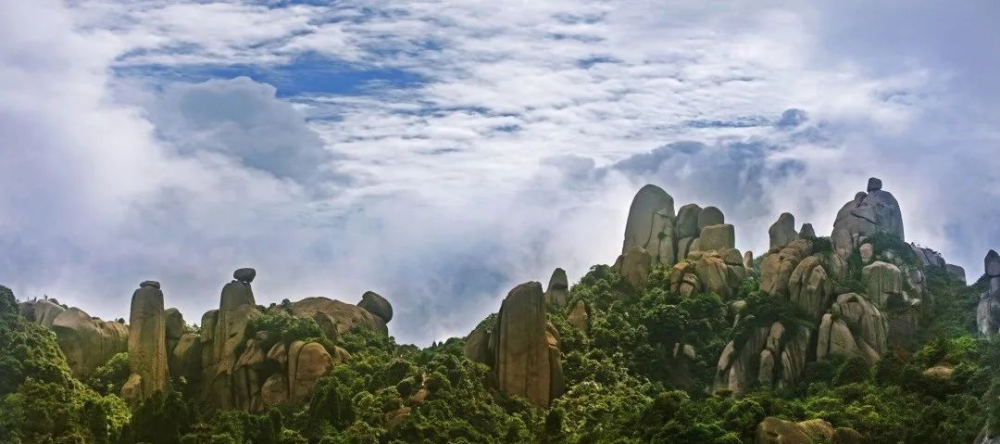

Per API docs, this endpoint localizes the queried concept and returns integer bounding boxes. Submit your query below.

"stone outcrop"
[816,293,887,364]
[978,251,1000,337]
[19,299,128,378]
[862,261,905,309]
[292,297,387,335]
[18,298,66,328]
[543,268,569,307]
[464,327,493,367]
[698,206,725,231]
[799,223,816,239]
[170,332,202,381]
[832,177,904,257]
[165,308,186,343]
[621,184,676,267]
[617,247,653,290]
[50,307,128,379]
[756,417,862,444]
[760,239,814,296]
[788,256,833,322]
[713,322,810,396]
[947,264,967,284]
[670,251,747,299]
[357,291,393,323]
[567,300,589,331]
[491,282,563,407]
[769,213,798,250]
[675,204,702,240]
[699,224,735,252]
[124,281,169,406]
[201,273,261,411]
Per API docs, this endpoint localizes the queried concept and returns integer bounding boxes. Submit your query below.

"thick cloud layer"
[1,0,998,345]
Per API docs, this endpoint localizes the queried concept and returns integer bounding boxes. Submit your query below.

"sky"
[1,0,998,345]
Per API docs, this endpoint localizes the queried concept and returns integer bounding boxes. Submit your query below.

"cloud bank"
[1,0,998,344]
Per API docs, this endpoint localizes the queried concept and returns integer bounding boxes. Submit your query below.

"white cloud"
[2,0,999,345]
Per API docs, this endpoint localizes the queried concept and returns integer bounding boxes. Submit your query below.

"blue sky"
[1,0,999,345]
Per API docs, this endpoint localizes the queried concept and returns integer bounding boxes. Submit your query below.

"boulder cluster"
[702,178,961,395]
[615,184,748,300]
[21,268,392,411]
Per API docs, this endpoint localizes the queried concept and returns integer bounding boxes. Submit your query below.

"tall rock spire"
[122,281,168,407]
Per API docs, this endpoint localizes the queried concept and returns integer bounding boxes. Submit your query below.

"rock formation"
[489,282,564,407]
[831,177,904,257]
[358,291,393,323]
[192,269,375,412]
[291,297,387,335]
[769,212,798,250]
[567,300,589,331]
[616,246,653,290]
[18,298,66,328]
[978,251,1000,337]
[543,268,569,307]
[621,184,676,266]
[816,294,887,364]
[713,321,811,396]
[18,299,128,378]
[760,239,814,296]
[53,308,128,379]
[123,281,169,407]
[756,417,863,444]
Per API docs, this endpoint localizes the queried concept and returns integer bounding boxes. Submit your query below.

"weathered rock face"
[832,178,905,257]
[567,300,589,331]
[47,307,128,378]
[125,281,169,406]
[769,213,798,250]
[621,184,676,267]
[288,341,335,406]
[617,247,653,290]
[464,327,493,366]
[675,204,702,240]
[170,332,202,381]
[18,298,66,328]
[700,224,735,252]
[757,418,862,444]
[756,417,828,444]
[817,294,885,365]
[165,308,186,341]
[946,264,967,284]
[698,206,725,231]
[357,291,393,323]
[760,240,814,296]
[491,282,563,407]
[978,251,1000,337]
[911,244,946,268]
[863,261,905,309]
[714,321,810,396]
[543,268,569,307]
[788,256,832,322]
[799,223,816,239]
[291,297,387,335]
